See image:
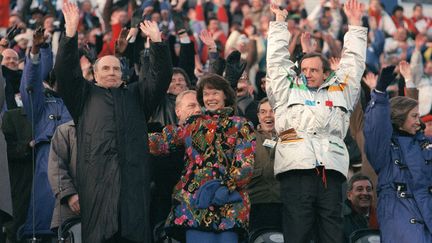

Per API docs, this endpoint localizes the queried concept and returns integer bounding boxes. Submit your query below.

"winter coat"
[54,34,172,243]
[342,199,379,242]
[266,21,367,178]
[47,121,77,229]
[1,108,33,240]
[247,127,280,204]
[148,93,178,131]
[149,108,255,241]
[2,66,22,109]
[364,90,432,243]
[18,47,72,238]
[0,60,13,221]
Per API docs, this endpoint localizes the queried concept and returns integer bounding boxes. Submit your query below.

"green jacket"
[247,128,281,204]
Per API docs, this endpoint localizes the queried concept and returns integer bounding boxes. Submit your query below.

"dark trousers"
[249,203,283,233]
[104,232,141,243]
[278,169,345,243]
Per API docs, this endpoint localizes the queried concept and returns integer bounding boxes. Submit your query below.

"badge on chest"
[263,139,277,148]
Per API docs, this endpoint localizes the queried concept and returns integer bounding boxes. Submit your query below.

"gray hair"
[175,90,197,108]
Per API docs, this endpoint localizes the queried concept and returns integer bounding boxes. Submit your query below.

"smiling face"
[258,101,274,133]
[168,73,188,95]
[400,106,421,135]
[347,180,373,215]
[301,56,328,88]
[1,49,19,70]
[203,86,226,111]
[176,92,202,124]
[93,55,123,88]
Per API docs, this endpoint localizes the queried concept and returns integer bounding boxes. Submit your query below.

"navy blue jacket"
[364,90,432,243]
[18,46,72,238]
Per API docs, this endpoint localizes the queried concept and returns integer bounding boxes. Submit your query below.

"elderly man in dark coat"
[54,1,173,243]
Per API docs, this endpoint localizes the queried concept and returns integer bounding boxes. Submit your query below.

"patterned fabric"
[149,107,255,238]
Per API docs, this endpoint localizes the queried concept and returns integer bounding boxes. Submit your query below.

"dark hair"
[196,73,236,109]
[413,3,422,10]
[257,97,270,113]
[392,5,404,15]
[347,173,373,192]
[390,96,418,129]
[173,67,191,88]
[299,52,331,74]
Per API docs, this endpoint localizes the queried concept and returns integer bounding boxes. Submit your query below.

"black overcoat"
[54,34,172,243]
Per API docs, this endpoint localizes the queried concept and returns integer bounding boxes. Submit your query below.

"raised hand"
[270,3,288,22]
[376,65,396,93]
[329,57,341,71]
[362,72,378,90]
[115,27,130,56]
[300,32,316,53]
[62,0,80,37]
[139,20,162,43]
[225,50,247,89]
[33,26,48,46]
[343,0,363,26]
[31,26,49,54]
[199,30,217,49]
[399,61,412,81]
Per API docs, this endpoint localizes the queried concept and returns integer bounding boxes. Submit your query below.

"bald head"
[93,55,123,88]
[1,49,19,70]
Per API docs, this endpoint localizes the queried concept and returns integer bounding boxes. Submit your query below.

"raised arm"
[266,4,297,111]
[138,20,173,118]
[19,28,48,121]
[334,0,367,112]
[363,66,396,174]
[54,0,87,121]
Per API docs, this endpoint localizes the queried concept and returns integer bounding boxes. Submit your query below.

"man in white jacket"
[266,0,367,242]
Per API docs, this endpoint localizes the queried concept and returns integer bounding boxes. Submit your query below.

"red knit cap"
[421,114,432,123]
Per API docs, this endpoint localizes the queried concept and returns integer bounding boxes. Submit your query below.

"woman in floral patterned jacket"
[149,73,255,243]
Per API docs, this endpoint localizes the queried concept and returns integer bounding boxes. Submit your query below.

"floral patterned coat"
[149,108,255,240]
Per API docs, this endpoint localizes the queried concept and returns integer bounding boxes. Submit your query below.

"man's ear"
[347,191,353,201]
[175,107,181,120]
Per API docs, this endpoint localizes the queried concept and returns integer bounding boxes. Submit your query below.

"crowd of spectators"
[0,0,431,242]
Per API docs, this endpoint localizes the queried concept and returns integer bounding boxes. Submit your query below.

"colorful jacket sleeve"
[225,120,255,191]
[148,125,184,155]
[363,90,392,174]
